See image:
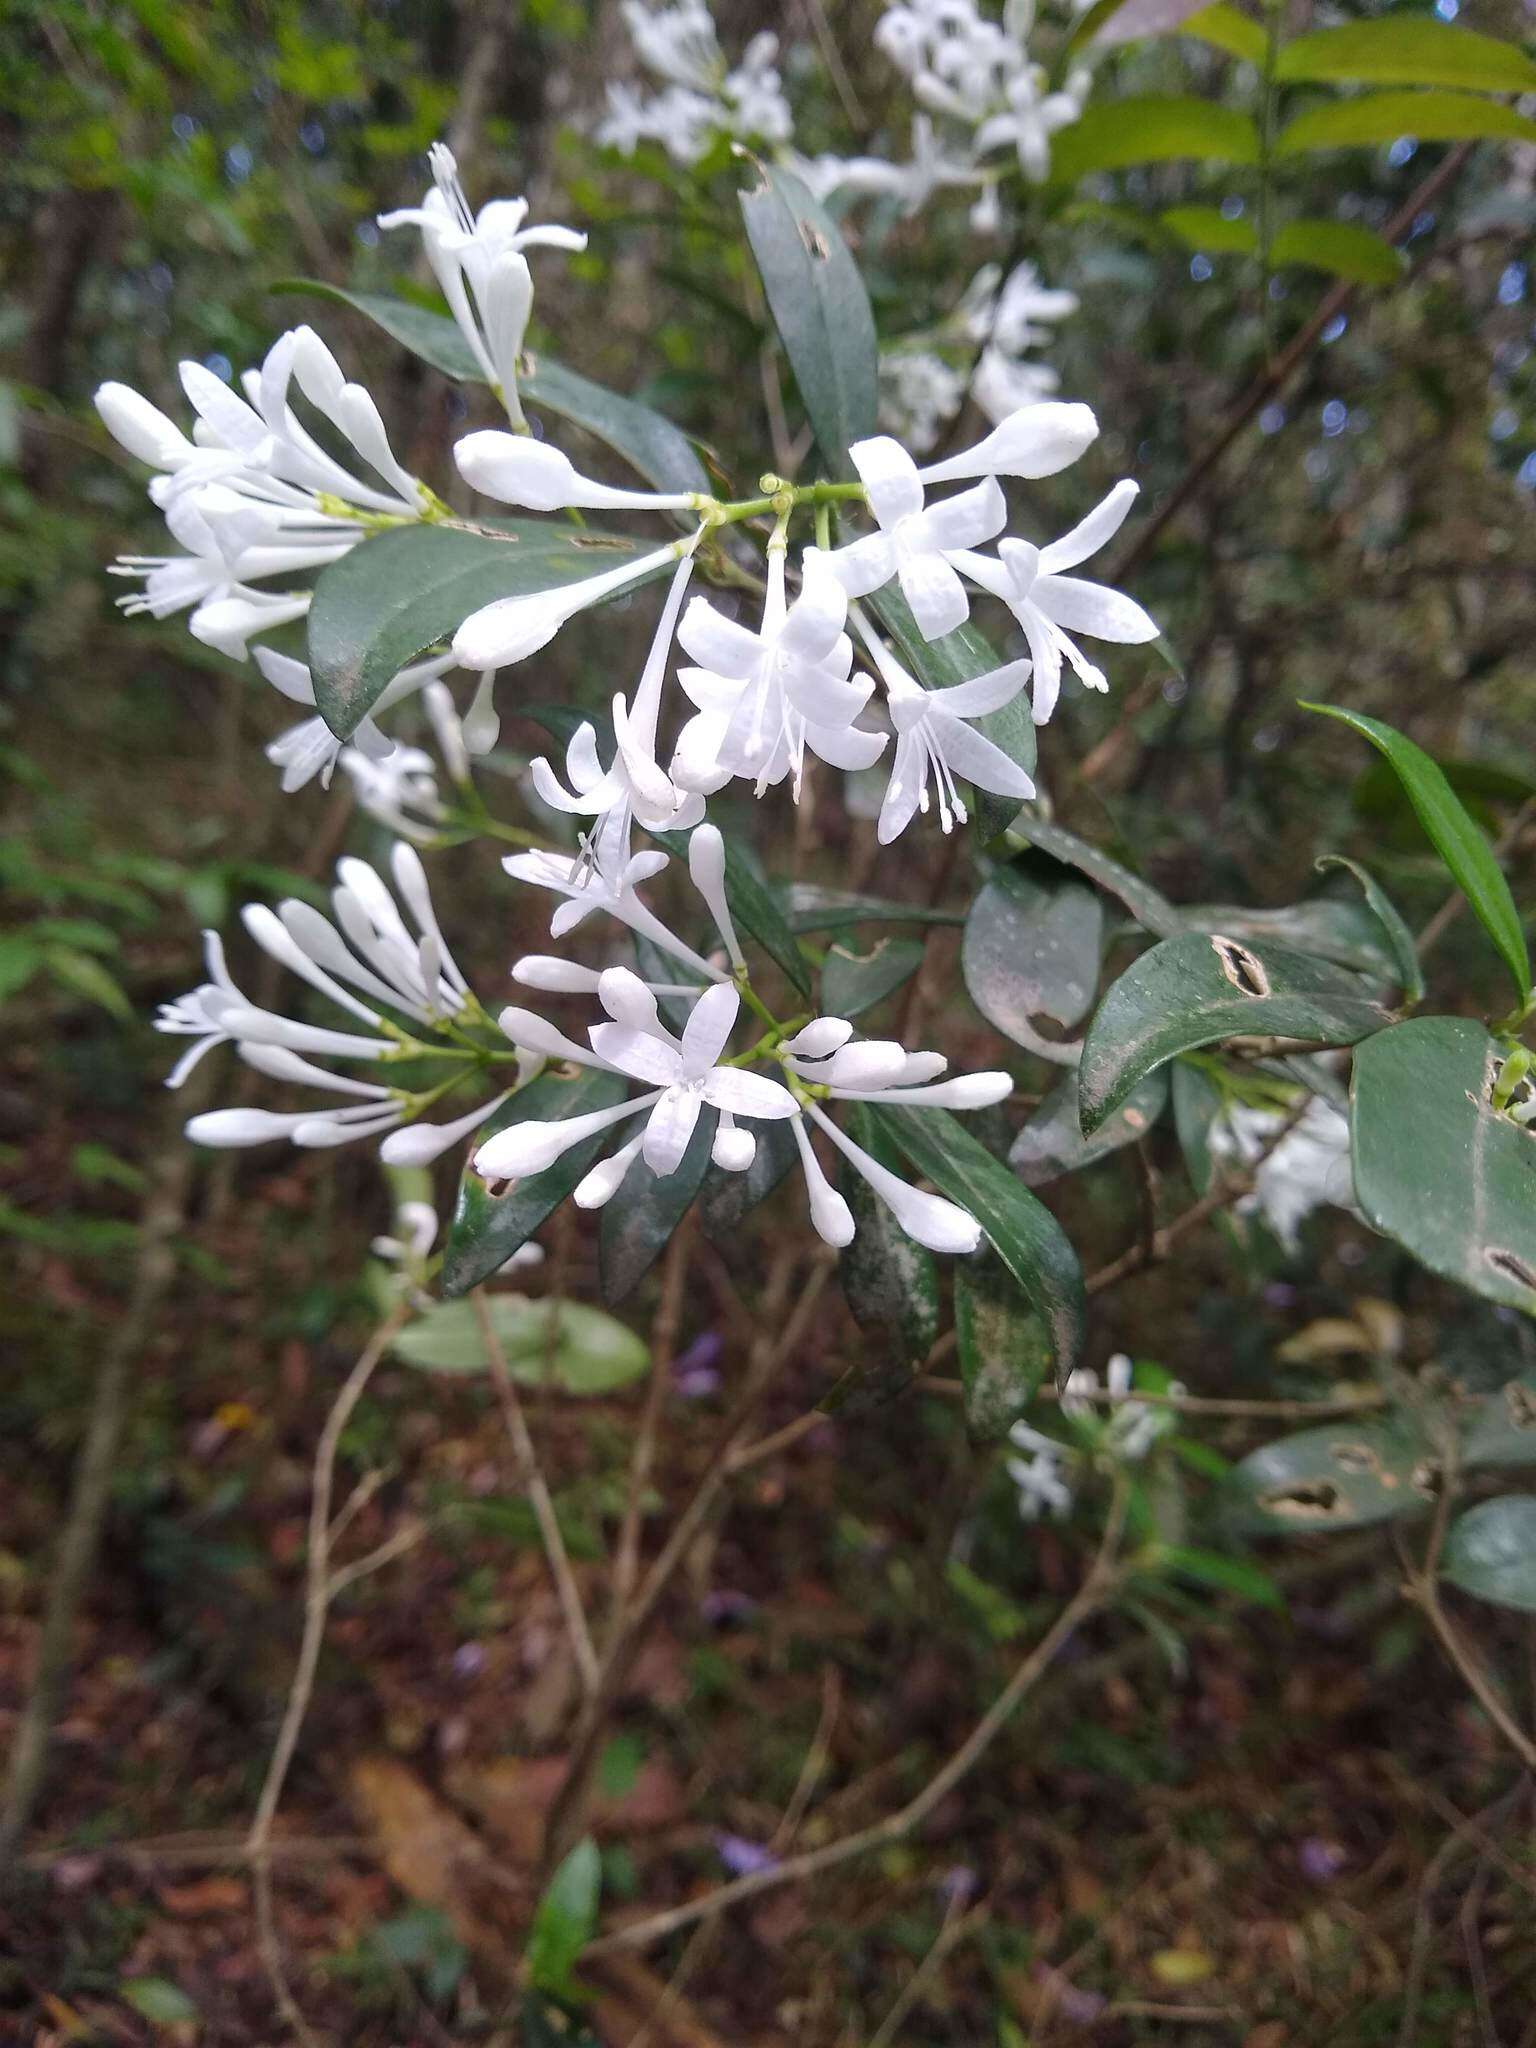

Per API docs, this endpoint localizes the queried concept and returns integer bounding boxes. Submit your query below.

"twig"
[472,1287,600,1697]
[246,1304,410,2047]
[867,1888,987,2048]
[609,1215,695,1640]
[916,1374,1385,1422]
[585,1475,1130,1956]
[1397,1784,1526,2048]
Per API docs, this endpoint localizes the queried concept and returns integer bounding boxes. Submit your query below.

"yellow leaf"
[1151,1947,1214,1986]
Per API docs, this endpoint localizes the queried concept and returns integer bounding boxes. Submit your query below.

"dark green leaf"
[1050,98,1262,183]
[1463,1373,1536,1471]
[868,1105,1085,1386]
[1161,204,1259,255]
[1351,1017,1536,1316]
[783,885,964,935]
[1279,90,1536,155]
[1270,219,1403,287]
[442,1069,628,1297]
[963,869,1103,1048]
[954,1247,1048,1439]
[122,1979,199,2025]
[1276,20,1536,93]
[1010,1069,1169,1186]
[309,519,657,740]
[1315,856,1424,1003]
[1441,1497,1536,1612]
[1303,703,1530,1003]
[821,935,925,1019]
[738,159,878,472]
[1079,930,1390,1134]
[1179,3,1268,63]
[599,1108,716,1303]
[1229,1416,1437,1532]
[393,1297,648,1393]
[1007,812,1186,938]
[1152,1545,1285,1610]
[1185,895,1404,981]
[835,1105,941,1393]
[700,1115,799,1236]
[525,1838,601,2001]
[649,826,810,997]
[0,937,43,1004]
[1171,1060,1224,1195]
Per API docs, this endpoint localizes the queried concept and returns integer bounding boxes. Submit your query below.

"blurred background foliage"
[2,1,1535,2041]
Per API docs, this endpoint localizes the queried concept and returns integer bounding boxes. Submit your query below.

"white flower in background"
[1005,1418,1074,1520]
[951,480,1158,723]
[597,1,792,166]
[971,350,1060,425]
[378,144,586,429]
[974,65,1091,184]
[160,846,514,1161]
[339,744,447,843]
[878,350,968,455]
[796,115,985,217]
[670,546,885,800]
[1211,1097,1359,1252]
[1062,1352,1179,1462]
[257,649,457,794]
[505,843,729,981]
[986,261,1080,355]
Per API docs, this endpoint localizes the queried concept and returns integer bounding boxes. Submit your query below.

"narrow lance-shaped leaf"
[738,159,877,473]
[1078,930,1391,1134]
[1007,811,1186,938]
[308,518,659,740]
[1315,855,1424,1004]
[1303,703,1530,1004]
[1278,91,1536,156]
[1275,20,1536,94]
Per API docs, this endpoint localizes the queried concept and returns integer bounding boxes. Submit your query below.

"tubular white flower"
[952,481,1158,723]
[476,1092,663,1183]
[712,1114,756,1172]
[917,400,1097,486]
[790,1113,856,1247]
[340,745,446,842]
[504,847,728,982]
[455,432,697,514]
[686,825,744,971]
[824,438,1006,640]
[574,1130,649,1208]
[378,1091,514,1165]
[803,1100,982,1254]
[453,541,683,673]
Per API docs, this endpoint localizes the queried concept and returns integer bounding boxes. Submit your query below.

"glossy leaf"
[700,1116,799,1236]
[955,1248,1048,1439]
[1315,856,1424,1003]
[783,885,964,935]
[1275,20,1536,94]
[1185,895,1404,981]
[868,1105,1086,1385]
[1171,1060,1223,1195]
[526,1839,601,2000]
[1303,703,1530,1003]
[836,1105,941,1385]
[308,518,656,740]
[1051,98,1262,183]
[1010,1069,1169,1186]
[1351,1017,1536,1316]
[1179,3,1267,63]
[1229,1416,1437,1532]
[821,935,925,1019]
[1278,90,1536,156]
[650,826,810,997]
[1463,1373,1536,1471]
[1079,930,1391,1134]
[964,869,1103,1051]
[1441,1497,1536,1613]
[442,1069,628,1296]
[1271,219,1403,287]
[271,280,708,496]
[1161,205,1258,255]
[738,158,877,472]
[599,1108,716,1303]
[1008,812,1185,938]
[393,1296,648,1394]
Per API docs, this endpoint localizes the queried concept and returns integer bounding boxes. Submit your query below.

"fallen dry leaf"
[347,1755,527,1969]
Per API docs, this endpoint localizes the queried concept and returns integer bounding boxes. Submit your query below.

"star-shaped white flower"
[824,437,1006,640]
[858,627,1035,840]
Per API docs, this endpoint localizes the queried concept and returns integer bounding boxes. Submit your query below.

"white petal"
[702,1068,797,1117]
[378,1091,511,1163]
[573,1130,646,1208]
[688,824,744,969]
[781,1019,854,1057]
[641,1085,702,1175]
[932,717,1036,800]
[908,475,1006,554]
[806,1103,981,1253]
[680,982,739,1077]
[676,597,763,679]
[790,1115,855,1247]
[919,402,1098,485]
[824,531,898,600]
[849,434,925,527]
[497,1006,609,1069]
[588,1022,684,1085]
[512,956,604,993]
[927,658,1031,719]
[899,552,970,641]
[1034,574,1158,644]
[1038,480,1138,574]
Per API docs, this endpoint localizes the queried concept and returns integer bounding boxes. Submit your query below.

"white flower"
[257,648,455,794]
[1211,1097,1358,1252]
[854,620,1034,840]
[598,3,792,164]
[504,844,729,983]
[454,432,700,516]
[670,547,885,800]
[879,350,968,455]
[989,262,1080,355]
[1005,1432,1074,1520]
[452,540,684,673]
[378,144,587,428]
[340,744,446,842]
[975,65,1091,183]
[971,350,1060,426]
[952,481,1158,723]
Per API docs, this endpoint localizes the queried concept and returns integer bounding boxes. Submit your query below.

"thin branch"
[584,1475,1130,1957]
[472,1287,600,1697]
[867,1889,987,2048]
[609,1215,695,1638]
[917,1375,1385,1423]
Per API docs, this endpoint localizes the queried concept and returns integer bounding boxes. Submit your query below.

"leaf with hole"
[1079,931,1390,1135]
[393,1295,648,1394]
[738,158,877,472]
[308,519,658,740]
[1271,219,1403,287]
[1185,894,1405,982]
[821,936,925,1019]
[1050,98,1262,183]
[1229,1416,1438,1533]
[1010,1069,1169,1186]
[599,1108,716,1304]
[1304,703,1529,1004]
[1350,1017,1536,1317]
[1440,1496,1536,1613]
[1275,20,1536,93]
[1463,1374,1536,1470]
[442,1068,629,1296]
[1278,90,1536,155]
[868,1105,1085,1385]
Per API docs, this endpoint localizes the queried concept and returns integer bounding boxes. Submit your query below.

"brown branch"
[916,1374,1384,1423]
[609,1215,695,1638]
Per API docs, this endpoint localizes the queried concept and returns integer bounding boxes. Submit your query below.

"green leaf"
[1074,0,1223,49]
[0,936,42,1005]
[1184,894,1405,981]
[954,1247,1049,1439]
[868,1105,1086,1386]
[1351,1017,1536,1316]
[1007,812,1186,938]
[1276,21,1536,94]
[1010,1069,1169,1186]
[1462,1373,1536,1471]
[1302,703,1530,1004]
[1441,1497,1536,1613]
[1270,219,1403,287]
[393,1296,648,1394]
[963,869,1103,1046]
[44,947,134,1022]
[1161,204,1259,255]
[1315,856,1424,1003]
[442,1069,629,1296]
[598,1108,715,1303]
[1278,90,1536,156]
[525,1838,601,2001]
[1179,3,1268,64]
[271,281,708,496]
[122,1978,199,2025]
[738,158,878,472]
[1079,931,1390,1134]
[1171,1060,1223,1195]
[783,885,964,936]
[1153,1545,1285,1611]
[1229,1416,1437,1532]
[836,1102,941,1386]
[308,518,659,740]
[1050,98,1262,183]
[700,1115,799,1236]
[820,935,924,1019]
[650,826,810,997]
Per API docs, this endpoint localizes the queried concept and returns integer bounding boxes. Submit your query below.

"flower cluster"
[879,260,1078,454]
[597,0,792,167]
[1211,1097,1358,1253]
[1006,1354,1176,1519]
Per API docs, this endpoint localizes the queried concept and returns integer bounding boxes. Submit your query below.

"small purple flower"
[714,1832,780,1877]
[451,1642,487,1681]
[938,1865,978,1907]
[1034,1964,1106,2023]
[1299,1836,1346,1883]
[672,1332,723,1398]
[1263,1281,1298,1309]
[700,1588,756,1626]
